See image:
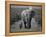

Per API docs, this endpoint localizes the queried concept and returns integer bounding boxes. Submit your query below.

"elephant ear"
[31,10,35,17]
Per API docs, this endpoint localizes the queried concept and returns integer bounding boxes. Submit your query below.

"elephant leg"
[29,23,31,29]
[24,21,27,28]
[20,23,22,29]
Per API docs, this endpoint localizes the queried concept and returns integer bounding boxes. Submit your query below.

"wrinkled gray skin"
[21,10,32,29]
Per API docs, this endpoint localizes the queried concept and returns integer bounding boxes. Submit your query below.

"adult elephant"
[21,9,35,29]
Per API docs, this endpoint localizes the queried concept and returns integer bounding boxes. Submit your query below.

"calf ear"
[31,10,35,17]
[31,10,35,14]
